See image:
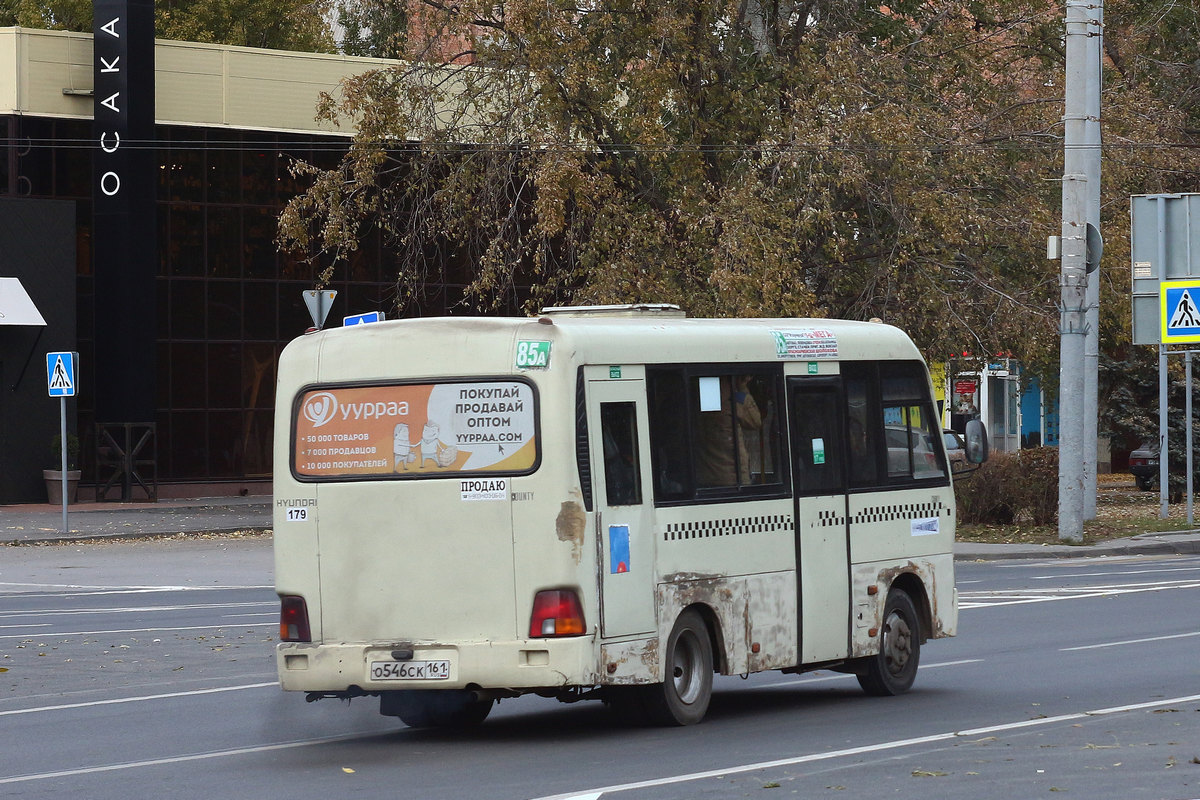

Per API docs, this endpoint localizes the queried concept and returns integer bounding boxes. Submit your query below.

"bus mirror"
[964,419,989,464]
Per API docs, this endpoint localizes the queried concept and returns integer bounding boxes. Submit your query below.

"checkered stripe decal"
[664,515,793,541]
[817,509,842,527]
[850,500,948,526]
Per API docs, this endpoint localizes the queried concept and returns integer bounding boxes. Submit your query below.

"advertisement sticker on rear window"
[294,381,537,479]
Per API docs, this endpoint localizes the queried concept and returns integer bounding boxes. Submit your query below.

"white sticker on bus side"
[460,478,508,501]
[911,517,939,536]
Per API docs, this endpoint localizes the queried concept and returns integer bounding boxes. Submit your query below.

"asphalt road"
[1,540,1198,800]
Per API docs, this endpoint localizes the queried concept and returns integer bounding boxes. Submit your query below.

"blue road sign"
[1162,280,1200,344]
[344,311,385,326]
[47,351,77,397]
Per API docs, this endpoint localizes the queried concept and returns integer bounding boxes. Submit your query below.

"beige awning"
[0,278,47,326]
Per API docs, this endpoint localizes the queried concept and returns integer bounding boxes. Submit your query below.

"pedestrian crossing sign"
[46,351,77,397]
[1161,280,1200,343]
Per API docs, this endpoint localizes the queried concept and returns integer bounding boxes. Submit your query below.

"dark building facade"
[0,28,473,501]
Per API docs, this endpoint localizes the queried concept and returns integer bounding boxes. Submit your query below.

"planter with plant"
[44,433,81,504]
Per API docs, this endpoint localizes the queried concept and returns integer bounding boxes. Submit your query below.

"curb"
[3,526,273,547]
[955,535,1200,561]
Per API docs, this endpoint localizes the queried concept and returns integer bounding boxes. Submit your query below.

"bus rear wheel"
[380,690,493,729]
[644,609,713,726]
[857,589,921,697]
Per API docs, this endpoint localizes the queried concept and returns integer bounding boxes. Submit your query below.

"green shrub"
[49,432,80,470]
[954,447,1059,525]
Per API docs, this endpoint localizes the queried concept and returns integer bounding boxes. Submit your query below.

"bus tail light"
[279,595,312,642]
[529,590,586,637]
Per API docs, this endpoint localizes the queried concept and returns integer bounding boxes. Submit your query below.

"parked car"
[884,425,941,478]
[1129,441,1159,491]
[943,429,967,466]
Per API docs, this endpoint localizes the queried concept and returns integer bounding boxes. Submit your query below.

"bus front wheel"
[645,609,714,726]
[857,589,921,697]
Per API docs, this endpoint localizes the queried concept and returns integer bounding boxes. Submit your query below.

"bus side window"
[693,374,764,489]
[844,371,881,488]
[600,402,642,506]
[881,364,945,482]
[648,367,784,502]
[647,370,692,501]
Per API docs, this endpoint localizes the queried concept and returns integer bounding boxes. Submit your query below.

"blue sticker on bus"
[609,525,630,574]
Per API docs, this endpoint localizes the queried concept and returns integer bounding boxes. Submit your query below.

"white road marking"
[0,682,277,717]
[0,584,272,596]
[749,659,981,690]
[0,623,273,641]
[959,578,1200,608]
[530,693,1200,800]
[993,555,1170,568]
[0,601,274,619]
[0,732,374,786]
[1031,566,1200,580]
[1060,631,1200,651]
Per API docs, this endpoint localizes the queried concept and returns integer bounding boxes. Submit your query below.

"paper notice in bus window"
[294,381,537,479]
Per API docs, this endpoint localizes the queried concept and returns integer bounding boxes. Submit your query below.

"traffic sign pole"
[46,351,78,533]
[59,395,68,533]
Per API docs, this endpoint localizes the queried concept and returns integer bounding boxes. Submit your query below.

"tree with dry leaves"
[1,0,335,51]
[278,0,1200,372]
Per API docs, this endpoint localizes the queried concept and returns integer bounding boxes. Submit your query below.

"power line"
[4,136,1200,155]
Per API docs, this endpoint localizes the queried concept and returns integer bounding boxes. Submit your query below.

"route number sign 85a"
[515,341,551,369]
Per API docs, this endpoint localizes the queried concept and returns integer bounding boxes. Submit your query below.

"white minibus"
[273,304,984,727]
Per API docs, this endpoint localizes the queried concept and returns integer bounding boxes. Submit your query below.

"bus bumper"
[275,638,598,693]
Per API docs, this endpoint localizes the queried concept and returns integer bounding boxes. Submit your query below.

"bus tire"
[644,609,713,726]
[380,690,493,729]
[857,589,921,697]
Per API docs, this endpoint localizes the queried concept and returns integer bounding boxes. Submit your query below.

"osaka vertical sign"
[94,0,157,423]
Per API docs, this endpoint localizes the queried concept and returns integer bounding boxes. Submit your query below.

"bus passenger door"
[587,373,656,639]
[788,378,851,662]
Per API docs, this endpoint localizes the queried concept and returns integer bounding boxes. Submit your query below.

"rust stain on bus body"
[876,561,944,639]
[601,637,661,683]
[659,574,795,675]
[555,500,586,563]
[745,579,796,673]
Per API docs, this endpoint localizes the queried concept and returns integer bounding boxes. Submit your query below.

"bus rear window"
[293,380,538,480]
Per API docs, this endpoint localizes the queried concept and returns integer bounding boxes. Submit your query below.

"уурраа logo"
[301,390,413,428]
[303,392,338,427]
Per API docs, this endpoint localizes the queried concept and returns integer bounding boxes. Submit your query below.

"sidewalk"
[2,495,1200,557]
[954,529,1200,561]
[0,495,271,545]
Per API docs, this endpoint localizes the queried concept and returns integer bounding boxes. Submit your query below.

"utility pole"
[1082,1,1104,520]
[1060,0,1102,542]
